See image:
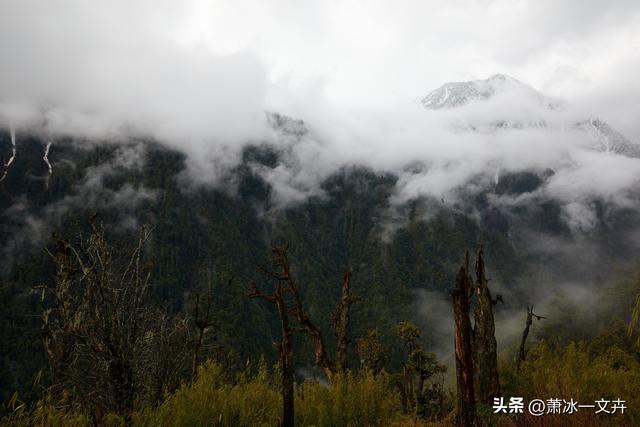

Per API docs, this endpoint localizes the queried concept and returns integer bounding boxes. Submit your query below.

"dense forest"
[1,128,640,426]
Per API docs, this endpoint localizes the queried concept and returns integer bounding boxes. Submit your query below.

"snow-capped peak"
[421,73,551,110]
[420,74,640,158]
[574,118,640,157]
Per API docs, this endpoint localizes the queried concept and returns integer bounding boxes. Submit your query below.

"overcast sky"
[3,0,640,275]
[2,0,640,218]
[0,0,639,139]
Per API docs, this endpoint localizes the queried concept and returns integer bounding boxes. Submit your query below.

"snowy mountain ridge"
[421,74,640,157]
[421,73,557,110]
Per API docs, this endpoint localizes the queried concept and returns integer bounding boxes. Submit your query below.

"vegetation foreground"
[2,220,640,426]
[5,338,640,427]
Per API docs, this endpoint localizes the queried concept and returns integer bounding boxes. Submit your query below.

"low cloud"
[2,1,640,301]
[1,143,157,272]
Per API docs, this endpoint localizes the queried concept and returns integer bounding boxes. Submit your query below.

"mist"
[3,6,640,419]
[0,2,638,222]
[2,0,640,308]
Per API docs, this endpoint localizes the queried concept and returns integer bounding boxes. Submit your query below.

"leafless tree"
[249,244,297,427]
[190,292,215,381]
[40,218,189,421]
[472,245,500,404]
[452,246,503,425]
[452,251,476,427]
[248,244,356,427]
[517,304,545,372]
[137,309,191,405]
[333,270,357,375]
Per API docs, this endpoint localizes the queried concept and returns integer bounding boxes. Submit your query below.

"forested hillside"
[0,129,499,400]
[2,126,640,426]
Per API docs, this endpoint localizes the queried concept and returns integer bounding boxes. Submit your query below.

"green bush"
[296,370,402,427]
[134,360,281,427]
[500,339,640,426]
[134,361,403,427]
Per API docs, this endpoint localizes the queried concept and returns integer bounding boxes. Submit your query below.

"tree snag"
[40,218,189,421]
[452,251,476,427]
[333,270,357,375]
[472,245,500,404]
[287,266,335,379]
[517,304,545,372]
[191,292,215,382]
[248,244,358,425]
[249,245,296,427]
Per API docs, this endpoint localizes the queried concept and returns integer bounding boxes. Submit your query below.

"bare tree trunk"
[41,240,74,400]
[472,246,500,404]
[40,221,172,419]
[517,305,533,373]
[284,252,356,380]
[249,280,295,427]
[249,245,299,427]
[274,246,334,379]
[250,245,356,426]
[192,327,205,381]
[452,251,476,427]
[276,293,295,427]
[334,270,355,375]
[191,294,214,382]
[298,314,334,378]
[517,305,545,372]
[110,358,135,416]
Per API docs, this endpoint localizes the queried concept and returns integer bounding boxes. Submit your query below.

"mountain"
[421,73,557,110]
[0,127,506,406]
[1,75,640,410]
[573,118,640,157]
[421,74,640,157]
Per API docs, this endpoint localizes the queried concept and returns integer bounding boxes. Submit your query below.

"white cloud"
[1,0,640,223]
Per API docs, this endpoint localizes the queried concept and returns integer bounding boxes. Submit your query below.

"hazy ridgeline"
[1,3,640,424]
[1,128,639,426]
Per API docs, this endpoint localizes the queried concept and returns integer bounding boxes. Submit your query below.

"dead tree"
[517,304,545,372]
[286,264,335,379]
[288,265,356,379]
[40,218,189,420]
[472,246,500,404]
[41,221,152,417]
[249,244,357,425]
[41,240,75,399]
[452,251,476,427]
[249,245,297,427]
[258,245,355,379]
[333,270,357,375]
[191,293,215,381]
[139,310,190,405]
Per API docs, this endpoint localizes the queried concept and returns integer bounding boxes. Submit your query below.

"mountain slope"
[2,77,640,409]
[421,73,556,110]
[421,74,640,157]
